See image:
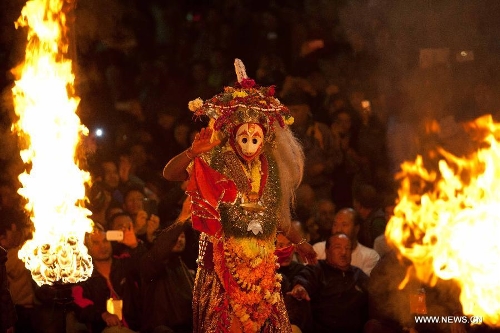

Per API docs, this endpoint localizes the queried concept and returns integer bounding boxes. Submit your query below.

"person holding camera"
[122,186,160,247]
[72,222,146,333]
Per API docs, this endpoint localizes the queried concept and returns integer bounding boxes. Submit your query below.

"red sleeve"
[186,158,237,235]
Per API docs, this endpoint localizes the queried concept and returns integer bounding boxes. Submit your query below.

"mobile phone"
[106,230,124,241]
[143,198,158,217]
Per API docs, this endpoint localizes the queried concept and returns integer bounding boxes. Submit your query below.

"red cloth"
[186,158,237,236]
[274,245,295,265]
[274,245,295,266]
[71,285,94,308]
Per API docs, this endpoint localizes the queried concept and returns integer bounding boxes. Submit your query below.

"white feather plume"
[234,58,248,83]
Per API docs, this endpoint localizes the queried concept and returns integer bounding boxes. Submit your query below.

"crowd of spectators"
[2,0,500,332]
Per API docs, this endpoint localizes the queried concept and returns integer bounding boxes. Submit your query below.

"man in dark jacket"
[140,220,196,333]
[72,221,146,333]
[288,232,369,333]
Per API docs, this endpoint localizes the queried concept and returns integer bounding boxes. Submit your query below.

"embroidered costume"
[184,59,304,333]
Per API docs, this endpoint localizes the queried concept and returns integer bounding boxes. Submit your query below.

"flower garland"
[240,158,262,195]
[249,160,261,194]
[213,236,282,333]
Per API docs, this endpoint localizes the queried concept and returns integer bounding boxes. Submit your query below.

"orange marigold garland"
[212,236,282,332]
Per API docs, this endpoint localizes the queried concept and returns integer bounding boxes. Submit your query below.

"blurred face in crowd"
[158,113,176,131]
[102,161,120,189]
[172,232,186,253]
[123,189,145,216]
[129,144,148,168]
[87,231,112,262]
[106,207,124,225]
[275,233,294,266]
[384,204,395,222]
[174,123,191,147]
[288,104,310,127]
[332,208,359,243]
[0,184,18,210]
[334,111,352,134]
[305,218,319,243]
[326,233,352,271]
[0,224,17,249]
[316,200,336,231]
[110,214,133,231]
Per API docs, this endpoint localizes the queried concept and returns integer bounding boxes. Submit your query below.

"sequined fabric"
[191,149,292,332]
[212,149,280,239]
[193,267,292,333]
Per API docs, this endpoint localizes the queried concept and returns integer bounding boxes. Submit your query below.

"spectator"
[0,208,34,333]
[0,245,16,333]
[284,91,340,200]
[313,207,380,276]
[0,180,22,211]
[125,141,163,190]
[121,186,160,246]
[72,223,145,333]
[151,108,181,162]
[293,183,317,230]
[288,232,370,333]
[353,183,387,248]
[1,211,78,333]
[275,232,308,332]
[305,198,336,245]
[92,157,142,206]
[329,108,360,209]
[275,232,307,292]
[348,87,389,186]
[107,212,139,258]
[140,220,195,333]
[87,181,114,229]
[373,194,397,258]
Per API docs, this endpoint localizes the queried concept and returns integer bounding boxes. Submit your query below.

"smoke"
[369,251,463,329]
[329,0,500,171]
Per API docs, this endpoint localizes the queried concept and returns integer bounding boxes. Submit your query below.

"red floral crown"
[188,59,293,138]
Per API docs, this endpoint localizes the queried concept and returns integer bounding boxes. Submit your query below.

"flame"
[386,114,500,326]
[11,0,93,286]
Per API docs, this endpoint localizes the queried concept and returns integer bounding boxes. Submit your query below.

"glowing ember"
[386,114,500,326]
[11,0,93,286]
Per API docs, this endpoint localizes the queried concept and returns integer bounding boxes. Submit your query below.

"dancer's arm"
[163,127,221,181]
[283,224,318,265]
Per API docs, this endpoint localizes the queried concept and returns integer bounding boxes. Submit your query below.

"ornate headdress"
[188,59,293,139]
